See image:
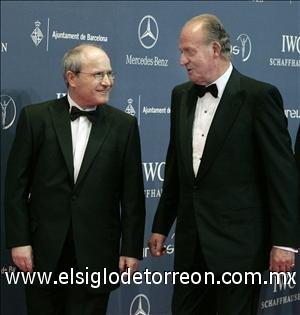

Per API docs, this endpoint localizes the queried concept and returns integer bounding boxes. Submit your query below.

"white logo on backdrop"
[125,98,136,116]
[129,294,150,315]
[123,96,170,127]
[1,95,16,130]
[1,42,8,53]
[282,35,300,54]
[231,34,252,62]
[269,34,300,68]
[138,15,159,49]
[237,34,252,61]
[31,20,44,46]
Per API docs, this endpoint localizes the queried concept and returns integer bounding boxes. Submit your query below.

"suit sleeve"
[152,88,179,236]
[5,107,34,248]
[254,85,299,248]
[120,118,145,259]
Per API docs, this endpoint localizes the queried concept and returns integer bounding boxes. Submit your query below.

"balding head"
[62,44,109,86]
[183,14,231,60]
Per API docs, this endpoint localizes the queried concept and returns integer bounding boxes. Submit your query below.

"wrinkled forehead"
[181,21,207,40]
[80,47,108,61]
[80,47,111,68]
[179,23,208,49]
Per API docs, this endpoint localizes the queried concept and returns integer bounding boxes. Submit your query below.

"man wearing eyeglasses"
[5,43,145,315]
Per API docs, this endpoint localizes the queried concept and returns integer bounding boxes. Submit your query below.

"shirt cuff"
[273,245,298,253]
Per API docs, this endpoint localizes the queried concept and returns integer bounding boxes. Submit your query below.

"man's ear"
[211,41,222,58]
[66,71,77,88]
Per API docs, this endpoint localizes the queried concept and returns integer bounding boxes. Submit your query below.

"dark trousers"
[25,232,110,315]
[172,242,261,315]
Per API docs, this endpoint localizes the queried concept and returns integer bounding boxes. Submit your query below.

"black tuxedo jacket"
[296,126,300,220]
[5,96,145,291]
[296,126,300,172]
[152,68,299,273]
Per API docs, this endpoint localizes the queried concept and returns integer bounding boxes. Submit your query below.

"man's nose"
[180,53,188,66]
[101,73,112,86]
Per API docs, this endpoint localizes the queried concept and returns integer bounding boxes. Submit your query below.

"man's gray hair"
[188,14,231,59]
[61,43,103,86]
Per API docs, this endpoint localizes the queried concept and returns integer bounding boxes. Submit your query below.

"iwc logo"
[138,15,159,49]
[129,294,150,315]
[31,20,44,46]
[231,34,252,62]
[125,98,136,116]
[269,34,299,68]
[1,95,16,130]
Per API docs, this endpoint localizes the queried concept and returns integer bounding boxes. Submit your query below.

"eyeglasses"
[76,71,115,81]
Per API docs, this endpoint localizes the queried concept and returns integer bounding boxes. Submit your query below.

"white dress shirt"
[192,63,233,175]
[191,64,297,253]
[68,94,96,183]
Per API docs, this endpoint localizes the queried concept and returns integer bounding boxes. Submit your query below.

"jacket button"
[71,195,77,201]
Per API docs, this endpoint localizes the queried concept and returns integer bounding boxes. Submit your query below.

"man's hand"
[119,256,139,276]
[269,247,295,272]
[148,233,166,257]
[11,245,34,272]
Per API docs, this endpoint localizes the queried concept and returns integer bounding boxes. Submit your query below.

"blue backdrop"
[1,1,299,314]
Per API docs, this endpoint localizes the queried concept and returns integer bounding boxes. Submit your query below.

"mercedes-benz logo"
[1,95,16,130]
[129,294,150,315]
[138,15,159,49]
[237,34,252,62]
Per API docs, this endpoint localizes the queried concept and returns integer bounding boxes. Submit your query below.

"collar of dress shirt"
[210,63,233,99]
[67,94,97,112]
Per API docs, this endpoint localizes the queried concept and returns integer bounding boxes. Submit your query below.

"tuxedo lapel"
[49,97,74,182]
[75,105,111,186]
[196,69,246,182]
[179,83,198,181]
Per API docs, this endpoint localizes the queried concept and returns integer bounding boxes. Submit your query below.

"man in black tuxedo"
[296,125,300,171]
[5,44,145,315]
[149,14,298,315]
[296,125,300,211]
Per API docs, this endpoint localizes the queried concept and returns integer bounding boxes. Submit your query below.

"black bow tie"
[195,84,218,98]
[70,106,98,123]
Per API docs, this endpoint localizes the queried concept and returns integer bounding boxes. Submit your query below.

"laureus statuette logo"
[237,34,252,62]
[1,95,16,130]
